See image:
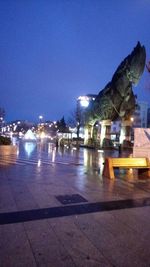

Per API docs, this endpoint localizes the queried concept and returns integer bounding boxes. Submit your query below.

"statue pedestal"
[133,128,150,158]
[100,120,112,148]
[120,120,132,148]
[133,147,150,158]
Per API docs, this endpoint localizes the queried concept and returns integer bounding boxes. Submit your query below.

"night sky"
[0,0,150,123]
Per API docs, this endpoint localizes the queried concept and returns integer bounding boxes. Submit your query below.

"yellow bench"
[103,157,150,179]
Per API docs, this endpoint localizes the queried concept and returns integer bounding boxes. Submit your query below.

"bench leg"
[138,169,150,179]
[103,158,115,179]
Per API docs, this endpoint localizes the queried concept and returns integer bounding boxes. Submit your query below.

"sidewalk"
[0,147,150,267]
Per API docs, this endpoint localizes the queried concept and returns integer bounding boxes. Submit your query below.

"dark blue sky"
[0,0,150,122]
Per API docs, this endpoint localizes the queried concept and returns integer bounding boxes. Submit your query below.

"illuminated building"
[133,101,148,128]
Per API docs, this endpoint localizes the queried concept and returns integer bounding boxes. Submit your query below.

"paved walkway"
[1,144,150,267]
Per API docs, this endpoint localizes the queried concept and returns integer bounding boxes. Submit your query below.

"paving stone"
[0,223,36,267]
[0,185,17,212]
[23,219,76,267]
[49,216,112,267]
[1,146,150,266]
[73,212,150,267]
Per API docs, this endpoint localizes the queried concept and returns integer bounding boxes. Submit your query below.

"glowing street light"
[39,115,43,123]
[78,96,90,107]
[80,99,89,107]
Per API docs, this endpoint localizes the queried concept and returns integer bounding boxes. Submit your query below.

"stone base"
[0,145,18,155]
[133,147,150,158]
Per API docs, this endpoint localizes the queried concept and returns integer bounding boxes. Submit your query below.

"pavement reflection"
[18,140,132,178]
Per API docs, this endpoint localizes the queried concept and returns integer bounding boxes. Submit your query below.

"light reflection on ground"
[23,142,37,157]
[17,140,133,179]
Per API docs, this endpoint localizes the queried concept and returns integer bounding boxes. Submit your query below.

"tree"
[68,107,86,138]
[57,116,69,132]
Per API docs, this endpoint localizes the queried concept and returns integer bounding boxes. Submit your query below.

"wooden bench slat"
[111,158,147,167]
[103,157,150,180]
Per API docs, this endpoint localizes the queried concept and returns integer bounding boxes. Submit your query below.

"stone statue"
[87,42,146,124]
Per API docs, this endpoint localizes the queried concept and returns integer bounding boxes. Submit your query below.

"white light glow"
[24,142,36,156]
[37,159,41,167]
[40,132,46,139]
[80,99,89,107]
[24,130,36,140]
[78,96,90,107]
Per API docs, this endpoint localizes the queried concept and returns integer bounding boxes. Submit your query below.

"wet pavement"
[1,141,150,266]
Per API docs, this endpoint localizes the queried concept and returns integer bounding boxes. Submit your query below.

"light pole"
[39,115,43,124]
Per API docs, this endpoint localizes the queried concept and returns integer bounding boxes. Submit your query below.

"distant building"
[133,101,148,128]
[110,101,149,140]
[147,108,150,128]
[2,120,36,137]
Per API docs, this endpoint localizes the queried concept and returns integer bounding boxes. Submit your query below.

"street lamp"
[39,115,43,124]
